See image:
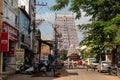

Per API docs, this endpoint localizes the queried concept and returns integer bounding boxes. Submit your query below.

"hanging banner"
[0,32,9,52]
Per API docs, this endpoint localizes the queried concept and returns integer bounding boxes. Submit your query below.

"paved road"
[7,68,120,80]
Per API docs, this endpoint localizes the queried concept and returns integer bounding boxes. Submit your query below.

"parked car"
[97,61,111,72]
[90,61,99,69]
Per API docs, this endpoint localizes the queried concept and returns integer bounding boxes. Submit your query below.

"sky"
[36,0,91,43]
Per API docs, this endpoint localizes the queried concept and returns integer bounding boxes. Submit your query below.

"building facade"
[0,0,3,74]
[0,0,36,73]
[55,13,79,50]
[0,0,19,73]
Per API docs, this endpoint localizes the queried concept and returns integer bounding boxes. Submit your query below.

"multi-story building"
[0,0,35,73]
[55,13,79,50]
[0,0,19,73]
[0,0,3,74]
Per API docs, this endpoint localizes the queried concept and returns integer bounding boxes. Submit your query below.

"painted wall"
[3,2,18,27]
[41,44,50,55]
[19,9,31,47]
[19,9,30,35]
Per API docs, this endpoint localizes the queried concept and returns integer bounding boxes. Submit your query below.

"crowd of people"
[65,59,85,69]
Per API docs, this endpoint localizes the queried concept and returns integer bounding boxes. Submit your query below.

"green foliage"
[52,0,120,20]
[112,14,120,25]
[79,14,120,56]
[60,49,68,60]
[112,14,120,44]
[51,0,69,10]
[51,0,120,59]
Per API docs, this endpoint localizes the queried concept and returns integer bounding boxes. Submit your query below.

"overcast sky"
[36,0,91,43]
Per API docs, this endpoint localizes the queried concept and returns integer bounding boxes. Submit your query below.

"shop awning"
[21,44,34,53]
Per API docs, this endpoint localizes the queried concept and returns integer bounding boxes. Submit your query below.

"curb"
[0,76,8,80]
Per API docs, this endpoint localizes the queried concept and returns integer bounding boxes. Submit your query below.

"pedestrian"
[67,58,71,69]
[71,60,75,69]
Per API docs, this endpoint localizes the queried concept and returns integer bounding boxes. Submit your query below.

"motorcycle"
[33,61,50,73]
[19,63,33,74]
[108,66,117,76]
[117,67,120,77]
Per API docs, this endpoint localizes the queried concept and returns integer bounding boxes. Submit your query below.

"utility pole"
[33,0,47,62]
[54,26,59,57]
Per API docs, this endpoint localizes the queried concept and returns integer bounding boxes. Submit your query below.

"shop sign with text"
[2,21,18,41]
[0,32,9,52]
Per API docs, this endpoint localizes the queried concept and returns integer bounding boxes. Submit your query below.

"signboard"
[2,21,18,41]
[15,48,24,70]
[0,32,9,52]
[40,54,48,60]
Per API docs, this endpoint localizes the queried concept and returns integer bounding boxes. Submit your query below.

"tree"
[78,14,120,62]
[51,0,120,61]
[51,0,120,21]
[60,49,68,60]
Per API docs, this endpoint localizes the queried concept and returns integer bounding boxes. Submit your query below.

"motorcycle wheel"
[19,65,25,73]
[117,68,120,78]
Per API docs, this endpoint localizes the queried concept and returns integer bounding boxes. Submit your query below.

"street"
[7,67,120,80]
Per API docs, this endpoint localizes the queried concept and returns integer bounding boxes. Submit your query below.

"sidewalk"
[0,70,16,80]
[0,74,8,80]
[31,66,69,77]
[55,66,69,77]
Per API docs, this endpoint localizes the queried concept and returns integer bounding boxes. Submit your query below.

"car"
[90,61,98,69]
[97,61,111,72]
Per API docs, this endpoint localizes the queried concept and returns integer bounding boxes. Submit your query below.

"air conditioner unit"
[21,5,25,10]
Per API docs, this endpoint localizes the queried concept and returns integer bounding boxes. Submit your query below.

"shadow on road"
[31,66,70,78]
[7,66,80,80]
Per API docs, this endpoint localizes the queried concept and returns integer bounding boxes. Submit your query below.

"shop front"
[20,35,34,66]
[0,21,18,72]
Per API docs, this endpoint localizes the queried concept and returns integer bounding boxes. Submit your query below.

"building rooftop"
[41,35,53,41]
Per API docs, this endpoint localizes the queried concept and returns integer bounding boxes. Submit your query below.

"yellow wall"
[41,44,50,55]
[0,0,3,73]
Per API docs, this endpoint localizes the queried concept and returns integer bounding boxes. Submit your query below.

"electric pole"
[33,0,47,62]
[54,26,58,57]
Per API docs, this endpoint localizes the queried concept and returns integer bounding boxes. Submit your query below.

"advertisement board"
[15,48,24,70]
[0,32,9,52]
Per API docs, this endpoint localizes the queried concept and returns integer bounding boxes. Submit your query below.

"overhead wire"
[36,0,48,34]
[37,0,55,37]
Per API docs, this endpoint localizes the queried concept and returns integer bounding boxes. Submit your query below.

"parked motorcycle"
[117,67,120,77]
[108,66,117,76]
[19,63,33,74]
[33,61,50,73]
